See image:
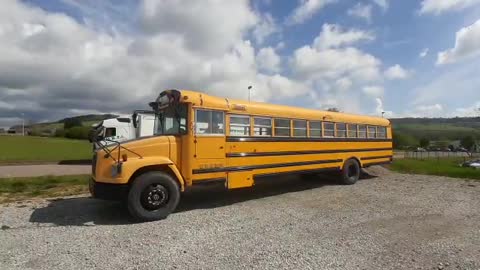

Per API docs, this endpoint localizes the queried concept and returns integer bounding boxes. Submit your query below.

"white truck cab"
[91,111,155,148]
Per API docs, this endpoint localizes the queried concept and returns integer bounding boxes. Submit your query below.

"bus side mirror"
[132,113,138,128]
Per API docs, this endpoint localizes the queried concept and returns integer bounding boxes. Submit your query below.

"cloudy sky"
[1,0,480,128]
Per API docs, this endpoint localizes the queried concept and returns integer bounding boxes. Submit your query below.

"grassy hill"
[390,117,480,141]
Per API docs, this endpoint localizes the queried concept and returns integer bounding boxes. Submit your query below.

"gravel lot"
[1,167,479,270]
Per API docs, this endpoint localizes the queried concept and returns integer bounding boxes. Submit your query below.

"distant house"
[7,125,30,135]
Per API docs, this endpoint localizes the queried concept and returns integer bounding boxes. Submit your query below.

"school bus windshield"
[154,103,187,135]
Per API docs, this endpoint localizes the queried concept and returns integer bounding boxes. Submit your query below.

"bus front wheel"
[340,159,360,185]
[127,171,180,222]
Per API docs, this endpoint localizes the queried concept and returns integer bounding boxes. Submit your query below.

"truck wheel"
[127,171,180,222]
[339,159,360,185]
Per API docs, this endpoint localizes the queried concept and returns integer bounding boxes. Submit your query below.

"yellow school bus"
[90,89,392,221]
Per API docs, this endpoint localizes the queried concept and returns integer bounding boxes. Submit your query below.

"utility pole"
[381,111,385,118]
[248,86,252,102]
[21,113,25,136]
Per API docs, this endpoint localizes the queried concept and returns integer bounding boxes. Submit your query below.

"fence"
[402,151,479,160]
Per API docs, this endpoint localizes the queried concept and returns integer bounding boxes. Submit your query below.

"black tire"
[127,171,180,222]
[339,159,360,185]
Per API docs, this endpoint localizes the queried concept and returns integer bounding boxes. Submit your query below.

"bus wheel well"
[344,157,361,167]
[129,165,180,187]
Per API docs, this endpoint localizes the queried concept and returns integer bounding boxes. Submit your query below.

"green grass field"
[390,158,480,180]
[0,136,92,163]
[0,175,89,203]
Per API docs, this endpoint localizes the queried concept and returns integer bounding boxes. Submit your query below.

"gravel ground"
[0,164,90,178]
[1,168,479,270]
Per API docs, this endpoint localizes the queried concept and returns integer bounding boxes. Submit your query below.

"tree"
[419,137,430,148]
[64,118,83,129]
[327,107,340,112]
[460,135,476,151]
[392,132,418,149]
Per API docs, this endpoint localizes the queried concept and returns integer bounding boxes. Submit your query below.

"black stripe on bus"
[360,155,393,161]
[254,167,340,181]
[192,159,343,174]
[226,136,392,143]
[227,148,392,158]
[192,178,226,186]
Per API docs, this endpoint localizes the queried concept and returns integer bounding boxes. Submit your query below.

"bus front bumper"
[89,178,129,201]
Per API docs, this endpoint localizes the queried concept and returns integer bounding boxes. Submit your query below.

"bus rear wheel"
[340,159,360,185]
[127,171,180,222]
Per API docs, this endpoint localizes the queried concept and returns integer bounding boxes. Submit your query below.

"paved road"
[0,164,91,178]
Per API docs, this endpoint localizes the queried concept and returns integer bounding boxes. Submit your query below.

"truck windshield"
[155,104,188,135]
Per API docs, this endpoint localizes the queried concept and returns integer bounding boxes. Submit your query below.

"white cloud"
[292,46,382,82]
[453,101,480,117]
[363,86,384,97]
[371,0,389,10]
[313,24,374,50]
[0,0,307,127]
[290,24,382,113]
[437,19,480,65]
[420,0,480,15]
[375,98,393,117]
[419,48,429,58]
[347,3,373,23]
[286,0,336,25]
[139,0,257,56]
[411,104,444,117]
[384,64,410,79]
[252,13,279,45]
[256,47,281,73]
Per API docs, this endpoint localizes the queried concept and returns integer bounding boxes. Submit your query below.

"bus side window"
[358,125,367,138]
[229,115,250,136]
[323,122,334,137]
[347,124,358,138]
[195,110,224,135]
[293,120,307,137]
[367,126,376,138]
[336,123,347,138]
[274,119,291,137]
[309,121,322,137]
[253,117,272,136]
[377,126,386,138]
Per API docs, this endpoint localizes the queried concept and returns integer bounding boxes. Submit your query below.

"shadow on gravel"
[29,173,377,226]
[29,197,132,226]
[175,173,376,213]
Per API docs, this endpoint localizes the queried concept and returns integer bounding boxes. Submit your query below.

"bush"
[64,118,83,129]
[65,126,90,140]
[54,129,66,137]
[393,131,418,149]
